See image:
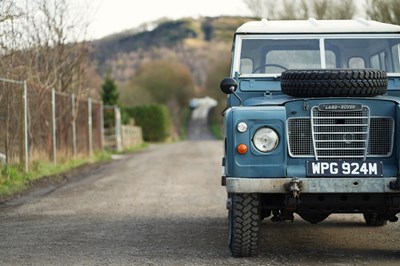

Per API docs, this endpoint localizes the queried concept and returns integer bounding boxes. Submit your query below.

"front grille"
[287,109,394,159]
[312,106,369,159]
[287,118,312,157]
[368,118,394,156]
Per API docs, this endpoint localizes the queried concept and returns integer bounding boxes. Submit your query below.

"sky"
[83,0,251,40]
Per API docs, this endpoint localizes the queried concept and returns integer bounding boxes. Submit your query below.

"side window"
[349,57,365,68]
[240,58,253,74]
[370,54,380,69]
[325,50,337,68]
[379,52,387,71]
[370,52,386,71]
[391,44,400,72]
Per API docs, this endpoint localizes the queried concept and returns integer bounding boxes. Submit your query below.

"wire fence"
[0,77,103,171]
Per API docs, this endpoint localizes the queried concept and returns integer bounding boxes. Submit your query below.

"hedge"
[125,104,171,142]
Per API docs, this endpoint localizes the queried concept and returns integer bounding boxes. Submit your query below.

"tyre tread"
[280,69,387,97]
[229,193,260,257]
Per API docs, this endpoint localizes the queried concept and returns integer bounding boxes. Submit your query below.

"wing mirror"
[220,77,238,94]
[220,77,242,106]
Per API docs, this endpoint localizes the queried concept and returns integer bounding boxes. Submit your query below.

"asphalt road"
[187,98,216,140]
[1,108,400,265]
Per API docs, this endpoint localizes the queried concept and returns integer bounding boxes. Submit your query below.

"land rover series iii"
[220,18,400,257]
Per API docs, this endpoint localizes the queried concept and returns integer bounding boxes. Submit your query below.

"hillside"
[91,16,253,87]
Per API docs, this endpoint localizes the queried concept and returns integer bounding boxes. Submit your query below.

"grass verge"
[0,143,147,199]
[0,151,111,198]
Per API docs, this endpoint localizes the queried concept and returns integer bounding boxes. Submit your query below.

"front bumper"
[225,177,400,193]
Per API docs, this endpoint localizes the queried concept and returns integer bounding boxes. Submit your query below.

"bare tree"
[243,0,277,19]
[0,0,93,97]
[0,0,19,34]
[244,0,356,20]
[280,0,307,19]
[311,0,356,19]
[23,0,91,95]
[366,0,400,25]
[0,0,22,53]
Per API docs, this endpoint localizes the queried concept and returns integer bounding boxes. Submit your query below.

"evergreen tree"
[101,75,120,128]
[101,75,119,106]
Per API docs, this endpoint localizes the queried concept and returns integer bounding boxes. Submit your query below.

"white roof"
[236,18,400,34]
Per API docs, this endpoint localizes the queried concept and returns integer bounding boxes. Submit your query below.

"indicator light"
[237,144,248,154]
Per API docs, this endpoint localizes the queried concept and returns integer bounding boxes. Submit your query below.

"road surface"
[1,108,400,265]
[187,97,216,140]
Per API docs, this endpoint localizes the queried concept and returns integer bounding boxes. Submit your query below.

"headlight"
[252,127,279,152]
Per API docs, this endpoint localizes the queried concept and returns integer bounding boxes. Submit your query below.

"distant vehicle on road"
[189,97,217,109]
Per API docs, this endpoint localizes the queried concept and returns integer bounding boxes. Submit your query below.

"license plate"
[306,160,383,177]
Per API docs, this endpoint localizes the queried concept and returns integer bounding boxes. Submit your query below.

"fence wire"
[0,80,24,164]
[0,77,103,169]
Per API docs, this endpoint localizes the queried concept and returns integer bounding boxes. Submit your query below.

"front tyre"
[228,193,261,257]
[363,213,388,226]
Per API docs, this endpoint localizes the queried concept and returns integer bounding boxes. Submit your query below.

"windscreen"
[238,37,400,75]
[324,38,400,72]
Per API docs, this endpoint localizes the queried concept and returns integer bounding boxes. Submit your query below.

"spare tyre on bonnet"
[280,69,387,97]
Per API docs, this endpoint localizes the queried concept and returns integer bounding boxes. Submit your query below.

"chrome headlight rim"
[252,126,279,153]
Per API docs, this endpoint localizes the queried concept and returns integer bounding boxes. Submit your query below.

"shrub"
[125,104,171,142]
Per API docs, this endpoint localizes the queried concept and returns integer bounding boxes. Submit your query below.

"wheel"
[363,213,388,226]
[228,193,261,257]
[280,69,387,97]
[252,63,288,73]
[299,213,329,224]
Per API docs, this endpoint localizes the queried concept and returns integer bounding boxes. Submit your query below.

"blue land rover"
[220,18,400,257]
